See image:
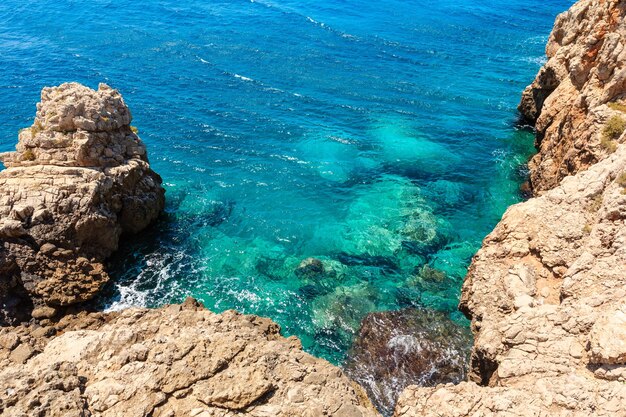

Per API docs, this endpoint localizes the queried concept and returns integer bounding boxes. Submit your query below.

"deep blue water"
[0,0,570,364]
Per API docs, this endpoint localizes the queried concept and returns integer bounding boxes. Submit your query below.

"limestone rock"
[344,308,471,416]
[395,145,626,417]
[394,1,626,414]
[0,299,378,417]
[519,0,626,193]
[0,83,165,324]
[589,305,626,365]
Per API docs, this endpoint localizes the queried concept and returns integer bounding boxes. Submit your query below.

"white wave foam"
[387,334,423,355]
[104,251,189,312]
[234,73,254,82]
[306,16,325,28]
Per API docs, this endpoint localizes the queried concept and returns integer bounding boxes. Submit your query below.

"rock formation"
[0,298,379,417]
[395,0,626,415]
[0,83,165,324]
[519,0,626,193]
[345,308,471,416]
[4,0,626,413]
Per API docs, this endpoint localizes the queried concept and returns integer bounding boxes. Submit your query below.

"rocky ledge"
[395,0,626,415]
[0,298,378,417]
[0,83,165,324]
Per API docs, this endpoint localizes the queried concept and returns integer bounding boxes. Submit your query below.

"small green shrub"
[600,136,618,153]
[22,149,36,161]
[603,115,626,141]
[608,101,626,112]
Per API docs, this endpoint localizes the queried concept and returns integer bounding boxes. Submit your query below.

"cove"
[0,0,571,364]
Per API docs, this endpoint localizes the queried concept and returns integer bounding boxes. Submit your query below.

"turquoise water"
[0,0,570,364]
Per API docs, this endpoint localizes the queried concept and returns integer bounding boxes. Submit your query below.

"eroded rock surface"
[345,308,471,416]
[0,83,165,324]
[519,0,626,193]
[0,298,378,417]
[395,1,626,414]
[396,144,626,416]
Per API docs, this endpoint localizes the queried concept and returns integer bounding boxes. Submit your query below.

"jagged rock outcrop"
[519,0,626,193]
[0,83,165,324]
[0,298,378,417]
[345,308,471,417]
[396,144,626,416]
[395,1,626,415]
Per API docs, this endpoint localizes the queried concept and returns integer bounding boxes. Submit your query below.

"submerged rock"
[312,282,378,336]
[0,298,379,416]
[295,257,325,279]
[345,308,471,416]
[0,83,164,324]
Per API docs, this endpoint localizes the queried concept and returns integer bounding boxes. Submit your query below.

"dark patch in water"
[336,252,400,273]
[344,308,472,416]
[298,284,329,300]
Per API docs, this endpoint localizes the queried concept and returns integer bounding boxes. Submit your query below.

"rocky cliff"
[0,83,165,324]
[519,0,626,193]
[0,84,378,417]
[395,0,626,415]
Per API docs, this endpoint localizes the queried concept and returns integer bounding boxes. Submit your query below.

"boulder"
[295,257,325,279]
[345,308,471,416]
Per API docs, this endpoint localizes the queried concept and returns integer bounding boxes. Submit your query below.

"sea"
[0,0,571,365]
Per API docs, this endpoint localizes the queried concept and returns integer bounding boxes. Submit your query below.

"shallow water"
[0,0,571,364]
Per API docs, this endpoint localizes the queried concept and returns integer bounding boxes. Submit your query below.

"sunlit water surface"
[0,0,571,364]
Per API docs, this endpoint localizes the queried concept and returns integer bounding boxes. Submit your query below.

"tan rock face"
[0,299,379,417]
[519,0,626,193]
[396,144,626,416]
[395,0,626,415]
[0,83,165,324]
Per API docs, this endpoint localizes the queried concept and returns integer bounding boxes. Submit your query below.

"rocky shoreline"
[396,0,626,414]
[0,83,380,417]
[1,0,626,415]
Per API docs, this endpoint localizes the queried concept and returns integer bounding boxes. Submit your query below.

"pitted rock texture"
[0,83,164,324]
[519,0,626,193]
[395,135,626,417]
[0,298,378,417]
